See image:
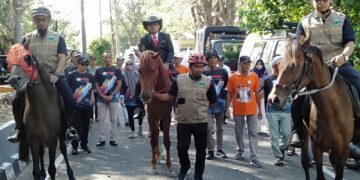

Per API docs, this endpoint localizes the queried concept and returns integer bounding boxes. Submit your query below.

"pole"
[109,0,117,59]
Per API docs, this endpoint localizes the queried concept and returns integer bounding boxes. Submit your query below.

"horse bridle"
[274,48,314,100]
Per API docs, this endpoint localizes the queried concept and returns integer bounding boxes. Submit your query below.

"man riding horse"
[7,7,78,143]
[290,0,360,157]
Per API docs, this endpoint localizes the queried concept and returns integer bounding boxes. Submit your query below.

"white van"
[239,30,294,75]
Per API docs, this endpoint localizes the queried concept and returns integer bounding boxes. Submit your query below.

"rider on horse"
[290,0,360,157]
[7,7,78,143]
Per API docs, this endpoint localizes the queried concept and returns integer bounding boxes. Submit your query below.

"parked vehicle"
[195,26,247,71]
[0,55,9,84]
[239,29,294,75]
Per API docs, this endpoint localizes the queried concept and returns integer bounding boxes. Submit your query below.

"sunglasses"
[313,0,329,2]
[34,17,49,23]
[126,63,133,66]
[79,62,89,66]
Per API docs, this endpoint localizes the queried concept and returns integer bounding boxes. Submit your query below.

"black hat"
[32,7,51,18]
[142,16,163,31]
[77,56,89,64]
[205,50,220,61]
[239,56,251,64]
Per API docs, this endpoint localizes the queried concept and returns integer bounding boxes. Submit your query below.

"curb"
[0,154,28,180]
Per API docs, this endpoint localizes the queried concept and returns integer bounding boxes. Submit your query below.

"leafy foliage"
[88,38,112,66]
[0,0,14,54]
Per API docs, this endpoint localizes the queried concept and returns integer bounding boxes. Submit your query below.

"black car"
[0,55,9,84]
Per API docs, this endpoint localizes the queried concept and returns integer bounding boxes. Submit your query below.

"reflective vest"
[301,10,345,62]
[26,30,61,74]
[175,73,211,124]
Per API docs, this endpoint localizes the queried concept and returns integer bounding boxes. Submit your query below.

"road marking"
[0,120,14,130]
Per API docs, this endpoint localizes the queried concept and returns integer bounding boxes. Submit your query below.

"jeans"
[177,123,207,177]
[207,112,225,151]
[234,115,259,161]
[56,76,75,115]
[339,62,360,97]
[267,111,291,158]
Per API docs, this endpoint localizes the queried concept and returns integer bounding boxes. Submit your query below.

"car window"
[275,40,286,56]
[250,41,266,61]
[261,40,275,63]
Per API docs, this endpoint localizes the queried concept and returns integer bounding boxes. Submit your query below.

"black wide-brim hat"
[142,16,163,31]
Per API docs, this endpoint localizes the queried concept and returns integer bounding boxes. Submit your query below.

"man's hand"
[50,74,59,84]
[331,54,346,67]
[163,63,169,70]
[257,112,262,120]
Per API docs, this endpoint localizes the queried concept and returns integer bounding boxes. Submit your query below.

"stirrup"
[7,129,20,143]
[66,128,79,141]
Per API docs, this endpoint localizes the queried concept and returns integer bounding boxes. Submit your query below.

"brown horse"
[138,50,174,176]
[7,44,75,180]
[268,37,354,180]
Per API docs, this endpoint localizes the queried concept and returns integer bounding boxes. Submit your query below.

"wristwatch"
[342,53,349,62]
[54,71,61,76]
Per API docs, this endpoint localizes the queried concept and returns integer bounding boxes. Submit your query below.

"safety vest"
[301,10,345,62]
[26,30,61,74]
[175,73,211,124]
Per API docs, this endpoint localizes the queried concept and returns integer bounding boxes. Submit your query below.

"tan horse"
[268,37,354,180]
[138,50,174,176]
[7,44,75,180]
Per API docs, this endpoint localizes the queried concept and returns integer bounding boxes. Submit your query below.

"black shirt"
[67,71,94,108]
[203,67,228,99]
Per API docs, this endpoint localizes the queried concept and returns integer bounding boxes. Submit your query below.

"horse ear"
[299,32,311,46]
[152,52,160,59]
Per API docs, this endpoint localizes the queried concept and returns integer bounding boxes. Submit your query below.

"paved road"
[15,116,360,180]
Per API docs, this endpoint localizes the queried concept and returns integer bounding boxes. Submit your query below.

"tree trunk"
[13,0,23,43]
[81,0,87,55]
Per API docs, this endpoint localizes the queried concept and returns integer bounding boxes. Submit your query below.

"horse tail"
[18,129,30,161]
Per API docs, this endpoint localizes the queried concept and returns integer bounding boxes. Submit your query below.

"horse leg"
[334,146,349,180]
[30,141,41,180]
[162,116,175,177]
[48,141,57,180]
[39,144,46,179]
[148,116,160,174]
[301,135,310,180]
[313,146,325,180]
[59,136,76,180]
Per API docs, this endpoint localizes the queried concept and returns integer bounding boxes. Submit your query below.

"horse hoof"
[151,168,158,175]
[168,170,176,177]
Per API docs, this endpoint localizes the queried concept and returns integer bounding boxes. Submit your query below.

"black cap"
[205,50,220,61]
[32,7,51,18]
[239,56,251,63]
[77,56,89,64]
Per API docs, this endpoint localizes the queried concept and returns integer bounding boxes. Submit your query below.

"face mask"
[256,65,263,70]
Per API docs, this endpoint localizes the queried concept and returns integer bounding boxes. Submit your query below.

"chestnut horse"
[138,50,174,176]
[7,44,75,180]
[268,37,354,180]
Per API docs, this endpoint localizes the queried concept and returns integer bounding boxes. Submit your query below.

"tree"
[56,19,80,50]
[81,0,87,55]
[88,38,111,66]
[12,0,34,43]
[0,0,13,54]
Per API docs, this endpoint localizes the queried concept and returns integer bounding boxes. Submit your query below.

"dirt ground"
[0,93,14,126]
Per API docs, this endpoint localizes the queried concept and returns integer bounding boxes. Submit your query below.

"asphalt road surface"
[15,115,360,180]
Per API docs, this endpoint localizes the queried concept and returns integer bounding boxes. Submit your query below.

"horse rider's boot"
[349,143,360,158]
[289,131,301,148]
[66,127,79,141]
[7,129,20,143]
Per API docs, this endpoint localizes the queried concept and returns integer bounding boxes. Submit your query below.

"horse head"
[268,36,315,108]
[138,50,165,103]
[7,43,43,92]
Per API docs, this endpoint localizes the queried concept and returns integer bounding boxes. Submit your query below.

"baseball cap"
[271,56,283,67]
[239,56,251,64]
[205,50,220,61]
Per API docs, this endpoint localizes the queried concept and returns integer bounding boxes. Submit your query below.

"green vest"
[301,10,345,62]
[26,30,61,74]
[175,73,211,124]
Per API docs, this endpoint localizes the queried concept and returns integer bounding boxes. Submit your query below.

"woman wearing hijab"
[121,60,144,139]
[253,59,269,134]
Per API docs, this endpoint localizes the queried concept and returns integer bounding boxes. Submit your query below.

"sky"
[35,0,111,45]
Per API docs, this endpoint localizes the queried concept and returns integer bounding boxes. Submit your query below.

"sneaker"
[109,140,118,146]
[250,159,262,168]
[216,149,227,158]
[274,158,284,166]
[206,151,215,160]
[177,168,190,180]
[128,132,137,139]
[138,126,143,136]
[81,146,92,153]
[71,148,78,155]
[235,152,243,161]
[286,148,295,156]
[96,140,105,147]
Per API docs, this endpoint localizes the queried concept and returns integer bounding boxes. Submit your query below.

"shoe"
[274,158,284,166]
[125,122,129,126]
[109,140,118,146]
[289,132,301,148]
[216,149,227,158]
[235,152,243,161]
[96,141,105,147]
[286,148,295,156]
[81,146,92,153]
[349,143,360,158]
[177,168,190,180]
[128,132,137,139]
[7,129,20,143]
[138,126,143,136]
[71,148,78,155]
[66,127,79,141]
[206,151,215,160]
[250,159,262,168]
